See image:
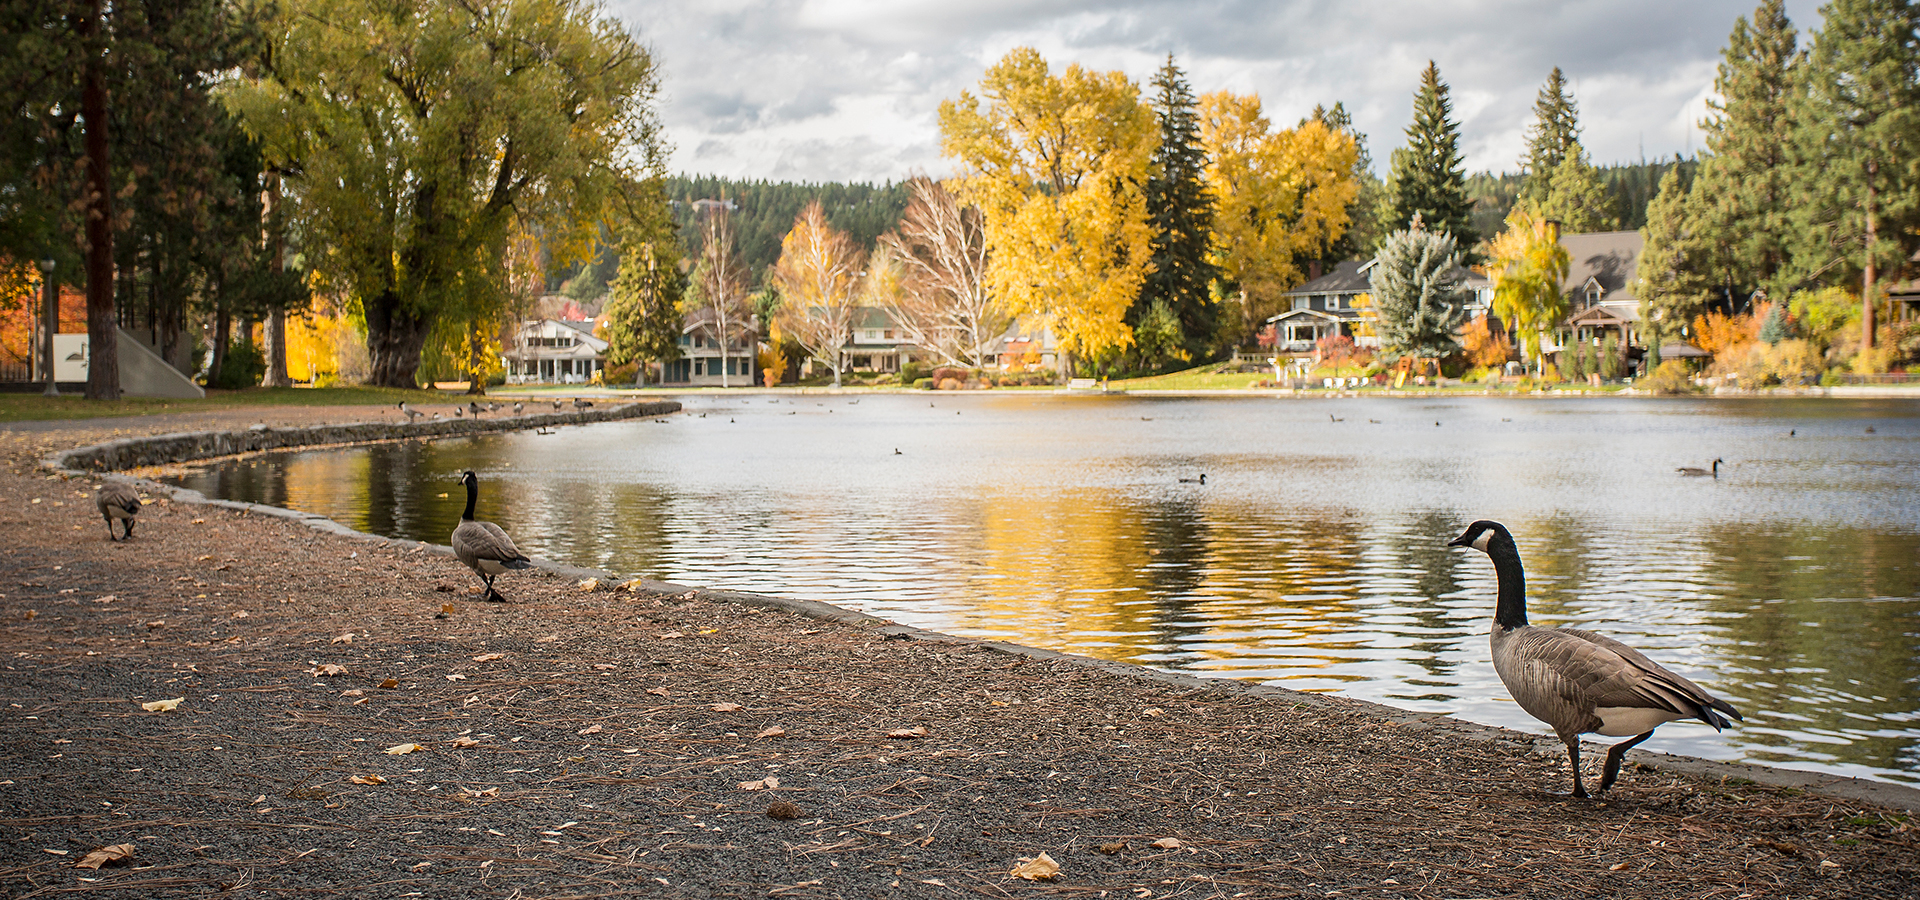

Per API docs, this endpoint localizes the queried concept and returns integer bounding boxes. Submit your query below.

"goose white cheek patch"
[1471,530,1493,552]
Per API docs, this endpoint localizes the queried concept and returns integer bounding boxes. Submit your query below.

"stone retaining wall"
[50,400,681,472]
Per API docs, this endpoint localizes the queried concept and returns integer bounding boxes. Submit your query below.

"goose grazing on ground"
[1677,458,1722,478]
[398,402,424,422]
[454,406,464,418]
[573,398,593,411]
[1448,520,1741,798]
[468,401,485,418]
[451,470,531,602]
[1178,474,1207,484]
[96,482,141,541]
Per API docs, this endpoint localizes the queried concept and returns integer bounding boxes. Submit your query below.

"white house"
[506,319,607,384]
[658,307,759,386]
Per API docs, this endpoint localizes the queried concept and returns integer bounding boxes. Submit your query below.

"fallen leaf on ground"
[330,634,354,644]
[620,578,646,591]
[710,702,743,712]
[1098,841,1125,854]
[739,776,780,791]
[450,737,479,748]
[91,595,116,604]
[378,678,399,689]
[577,724,603,735]
[577,578,599,592]
[461,786,499,798]
[887,726,929,739]
[1010,852,1060,881]
[445,674,466,681]
[441,603,457,615]
[646,687,669,697]
[74,844,134,870]
[656,632,685,639]
[1141,707,1164,717]
[385,743,425,755]
[308,664,348,677]
[348,774,387,785]
[143,619,162,629]
[341,689,365,697]
[1151,837,1182,850]
[190,518,205,524]
[471,652,505,662]
[141,698,183,712]
[756,726,787,739]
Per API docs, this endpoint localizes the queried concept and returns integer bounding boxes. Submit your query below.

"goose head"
[1447,520,1514,554]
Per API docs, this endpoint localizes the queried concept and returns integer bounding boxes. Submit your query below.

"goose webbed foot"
[1600,731,1656,793]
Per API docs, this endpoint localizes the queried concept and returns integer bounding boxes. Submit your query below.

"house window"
[1586,283,1602,305]
[1292,296,1309,312]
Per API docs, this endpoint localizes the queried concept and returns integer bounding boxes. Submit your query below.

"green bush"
[209,339,265,389]
[913,377,934,390]
[1643,360,1695,395]
[900,361,931,383]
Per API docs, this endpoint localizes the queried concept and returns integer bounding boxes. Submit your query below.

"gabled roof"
[1285,260,1371,295]
[1567,304,1639,325]
[1561,231,1642,303]
[1264,307,1346,325]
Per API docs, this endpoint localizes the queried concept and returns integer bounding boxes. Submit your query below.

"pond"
[166,392,1920,786]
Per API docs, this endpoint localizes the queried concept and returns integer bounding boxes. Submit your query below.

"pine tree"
[1386,62,1476,248]
[1520,67,1581,207]
[1635,169,1716,346]
[1792,0,1920,352]
[1315,102,1388,260]
[1368,225,1471,358]
[1534,140,1616,232]
[1694,0,1799,298]
[1138,55,1219,362]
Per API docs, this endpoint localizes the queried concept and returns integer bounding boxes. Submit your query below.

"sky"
[605,0,1827,184]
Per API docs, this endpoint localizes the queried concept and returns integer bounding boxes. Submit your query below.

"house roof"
[1285,260,1372,295]
[1561,231,1643,302]
[1567,304,1640,325]
[1264,307,1347,325]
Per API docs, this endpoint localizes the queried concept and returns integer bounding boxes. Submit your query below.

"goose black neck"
[1487,538,1528,629]
[461,476,478,522]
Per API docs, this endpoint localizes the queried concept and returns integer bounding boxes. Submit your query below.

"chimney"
[1544,218,1562,244]
[1308,259,1323,281]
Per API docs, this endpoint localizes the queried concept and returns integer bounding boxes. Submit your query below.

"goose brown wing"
[1498,627,1619,735]
[97,483,140,516]
[475,521,530,564]
[1558,627,1741,727]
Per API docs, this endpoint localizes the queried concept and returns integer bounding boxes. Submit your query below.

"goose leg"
[122,519,134,540]
[1564,735,1588,799]
[482,574,506,603]
[1600,730,1656,793]
[103,517,116,541]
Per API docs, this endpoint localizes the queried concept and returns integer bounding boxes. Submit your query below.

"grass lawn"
[0,385,447,423]
[1110,365,1271,391]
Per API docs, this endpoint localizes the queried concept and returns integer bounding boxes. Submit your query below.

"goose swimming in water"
[451,470,532,602]
[1449,520,1741,797]
[1178,474,1207,484]
[1677,458,1722,478]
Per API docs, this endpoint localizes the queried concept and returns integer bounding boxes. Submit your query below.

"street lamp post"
[37,258,57,397]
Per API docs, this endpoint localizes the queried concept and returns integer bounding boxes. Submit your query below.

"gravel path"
[1,407,1914,899]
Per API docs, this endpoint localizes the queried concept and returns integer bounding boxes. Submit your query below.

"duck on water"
[1449,520,1742,798]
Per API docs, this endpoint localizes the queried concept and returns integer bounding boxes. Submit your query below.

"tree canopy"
[1369,226,1471,359]
[1386,62,1475,247]
[1137,55,1218,365]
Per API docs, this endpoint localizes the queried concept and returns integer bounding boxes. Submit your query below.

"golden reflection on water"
[168,394,1920,784]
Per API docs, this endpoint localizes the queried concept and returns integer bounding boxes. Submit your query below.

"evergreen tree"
[1791,0,1920,352]
[1695,0,1799,297]
[1314,102,1386,260]
[1635,169,1716,346]
[1520,67,1581,207]
[1138,55,1219,362]
[1368,225,1471,359]
[1534,140,1616,232]
[602,239,685,385]
[1386,62,1476,248]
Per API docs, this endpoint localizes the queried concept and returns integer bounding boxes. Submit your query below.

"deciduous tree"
[1488,208,1569,373]
[939,47,1155,381]
[771,201,862,387]
[874,177,1003,368]
[690,201,752,387]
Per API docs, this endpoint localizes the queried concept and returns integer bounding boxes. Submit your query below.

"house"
[658,306,759,386]
[1266,260,1494,355]
[506,319,607,384]
[988,317,1059,372]
[1556,230,1646,357]
[844,307,918,374]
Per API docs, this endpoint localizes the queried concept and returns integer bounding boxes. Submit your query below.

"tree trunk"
[365,288,432,388]
[211,302,230,383]
[1862,166,1877,353]
[79,0,118,400]
[261,173,292,386]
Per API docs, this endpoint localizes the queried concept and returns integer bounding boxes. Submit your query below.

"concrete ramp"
[114,327,205,399]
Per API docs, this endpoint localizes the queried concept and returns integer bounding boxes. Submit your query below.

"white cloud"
[605,0,1829,183]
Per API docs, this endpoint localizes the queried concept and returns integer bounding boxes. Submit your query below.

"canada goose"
[451,470,531,602]
[513,402,524,415]
[454,406,464,418]
[398,402,424,422]
[1329,414,1344,422]
[1178,474,1207,484]
[468,401,484,418]
[432,412,443,420]
[1866,426,1876,434]
[96,482,141,541]
[553,399,563,411]
[573,398,593,410]
[893,448,901,455]
[1677,458,1722,478]
[1448,520,1741,797]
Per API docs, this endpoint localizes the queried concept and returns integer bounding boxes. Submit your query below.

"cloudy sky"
[604,0,1826,184]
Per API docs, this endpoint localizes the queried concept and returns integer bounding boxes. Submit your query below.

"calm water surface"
[168,394,1920,785]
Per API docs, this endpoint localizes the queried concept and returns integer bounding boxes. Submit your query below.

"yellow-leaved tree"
[938,48,1154,380]
[1487,207,1569,375]
[1198,92,1360,346]
[771,201,864,388]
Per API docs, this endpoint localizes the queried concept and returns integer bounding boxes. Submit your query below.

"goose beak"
[1446,532,1474,548]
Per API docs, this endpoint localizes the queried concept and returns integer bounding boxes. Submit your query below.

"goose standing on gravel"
[553,399,564,411]
[1677,458,1722,478]
[468,401,485,418]
[1449,520,1741,797]
[398,402,424,423]
[512,402,524,415]
[96,482,141,541]
[573,397,593,411]
[451,470,531,602]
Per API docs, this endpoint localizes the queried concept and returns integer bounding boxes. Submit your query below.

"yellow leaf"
[471,653,505,662]
[886,726,928,739]
[349,774,387,785]
[1151,837,1182,850]
[74,843,134,870]
[577,578,599,592]
[1009,851,1060,881]
[141,697,183,712]
[308,664,348,677]
[378,678,399,689]
[739,776,780,791]
[385,743,425,755]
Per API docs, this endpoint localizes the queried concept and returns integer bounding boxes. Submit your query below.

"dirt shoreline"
[2,405,1915,899]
